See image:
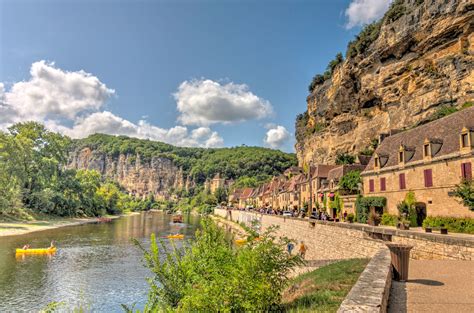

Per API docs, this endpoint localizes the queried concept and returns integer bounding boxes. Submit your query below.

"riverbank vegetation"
[282,258,369,312]
[128,218,302,312]
[0,122,148,220]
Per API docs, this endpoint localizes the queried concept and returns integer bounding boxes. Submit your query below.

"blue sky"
[0,0,392,152]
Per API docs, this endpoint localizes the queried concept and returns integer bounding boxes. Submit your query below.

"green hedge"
[381,213,398,226]
[422,216,474,234]
[355,196,386,224]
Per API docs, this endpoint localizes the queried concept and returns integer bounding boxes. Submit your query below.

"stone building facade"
[361,107,474,220]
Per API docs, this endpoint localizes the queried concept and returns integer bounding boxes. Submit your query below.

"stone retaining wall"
[214,209,474,261]
[338,248,392,313]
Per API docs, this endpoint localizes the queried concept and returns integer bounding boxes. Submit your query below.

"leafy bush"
[130,218,302,311]
[308,53,344,93]
[346,21,382,58]
[381,213,398,226]
[384,0,407,23]
[451,179,474,210]
[338,170,361,194]
[335,152,355,165]
[422,216,474,234]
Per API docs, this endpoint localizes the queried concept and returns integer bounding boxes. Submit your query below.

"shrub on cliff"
[129,218,302,312]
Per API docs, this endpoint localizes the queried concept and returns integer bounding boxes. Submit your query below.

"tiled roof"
[311,164,339,177]
[240,188,254,199]
[328,164,366,181]
[363,107,474,172]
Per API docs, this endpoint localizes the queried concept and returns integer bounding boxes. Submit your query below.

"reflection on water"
[0,212,200,312]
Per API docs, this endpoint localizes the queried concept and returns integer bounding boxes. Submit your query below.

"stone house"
[205,173,234,194]
[238,188,254,209]
[361,107,474,221]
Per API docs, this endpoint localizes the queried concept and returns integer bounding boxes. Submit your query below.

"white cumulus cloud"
[4,60,115,120]
[345,0,392,29]
[174,79,273,126]
[264,125,290,149]
[1,61,224,148]
[46,111,224,148]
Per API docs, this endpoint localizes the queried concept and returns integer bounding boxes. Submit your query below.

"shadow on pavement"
[407,279,444,286]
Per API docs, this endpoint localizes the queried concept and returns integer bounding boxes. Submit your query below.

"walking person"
[287,242,295,255]
[298,241,307,259]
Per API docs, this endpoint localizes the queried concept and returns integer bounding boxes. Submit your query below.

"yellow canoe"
[167,234,185,239]
[16,247,57,254]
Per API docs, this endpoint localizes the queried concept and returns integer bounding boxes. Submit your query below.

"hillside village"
[222,106,474,228]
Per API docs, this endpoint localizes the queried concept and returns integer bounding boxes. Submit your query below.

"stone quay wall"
[214,209,474,261]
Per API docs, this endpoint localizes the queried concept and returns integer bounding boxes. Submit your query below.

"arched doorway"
[415,202,427,226]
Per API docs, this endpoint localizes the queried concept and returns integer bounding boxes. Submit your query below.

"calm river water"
[0,212,201,312]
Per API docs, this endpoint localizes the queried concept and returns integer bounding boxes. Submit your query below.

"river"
[0,212,201,312]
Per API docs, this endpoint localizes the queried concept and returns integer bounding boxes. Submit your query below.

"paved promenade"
[388,259,474,312]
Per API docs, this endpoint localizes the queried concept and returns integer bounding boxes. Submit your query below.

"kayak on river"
[16,247,57,254]
[166,234,185,239]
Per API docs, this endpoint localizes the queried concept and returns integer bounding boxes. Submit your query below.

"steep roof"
[363,107,474,173]
[328,164,366,181]
[240,188,254,199]
[311,164,339,178]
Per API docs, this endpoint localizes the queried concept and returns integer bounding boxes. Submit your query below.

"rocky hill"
[68,134,297,199]
[296,0,473,165]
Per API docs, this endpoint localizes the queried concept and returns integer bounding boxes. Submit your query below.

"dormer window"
[374,155,379,169]
[424,138,443,159]
[399,151,404,163]
[424,143,431,158]
[460,127,473,150]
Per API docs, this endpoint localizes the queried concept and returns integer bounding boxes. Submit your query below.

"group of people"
[22,241,55,250]
[286,241,307,259]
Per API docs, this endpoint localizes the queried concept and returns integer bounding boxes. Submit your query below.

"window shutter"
[462,163,472,180]
[369,179,374,192]
[380,178,386,191]
[399,173,406,190]
[424,169,433,187]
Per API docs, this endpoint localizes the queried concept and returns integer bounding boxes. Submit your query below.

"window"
[424,169,433,187]
[399,151,404,163]
[424,144,430,157]
[399,173,406,190]
[461,162,472,180]
[374,157,379,168]
[369,179,375,192]
[461,133,469,148]
[380,177,386,191]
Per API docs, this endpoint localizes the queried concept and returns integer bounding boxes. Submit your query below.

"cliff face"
[68,147,192,199]
[296,0,473,165]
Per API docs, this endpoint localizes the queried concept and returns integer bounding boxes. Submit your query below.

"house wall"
[362,155,474,218]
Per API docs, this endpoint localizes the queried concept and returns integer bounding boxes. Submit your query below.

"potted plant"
[397,214,410,230]
[440,224,448,235]
[347,213,355,223]
[424,226,432,233]
[368,211,381,226]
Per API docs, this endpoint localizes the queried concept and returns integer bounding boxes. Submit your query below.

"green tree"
[130,218,302,312]
[452,179,474,210]
[338,170,361,194]
[214,187,228,204]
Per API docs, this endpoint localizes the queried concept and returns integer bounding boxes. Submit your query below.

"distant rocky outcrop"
[68,147,192,199]
[296,0,473,165]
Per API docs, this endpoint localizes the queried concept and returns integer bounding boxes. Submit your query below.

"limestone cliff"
[296,0,473,165]
[68,147,192,199]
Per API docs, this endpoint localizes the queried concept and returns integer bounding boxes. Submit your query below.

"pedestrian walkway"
[388,259,474,312]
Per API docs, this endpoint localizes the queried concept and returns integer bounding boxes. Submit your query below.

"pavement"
[388,259,474,312]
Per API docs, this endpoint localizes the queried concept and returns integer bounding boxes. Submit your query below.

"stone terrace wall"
[214,209,474,261]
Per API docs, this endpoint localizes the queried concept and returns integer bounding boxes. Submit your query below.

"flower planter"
[440,228,448,235]
[425,227,432,233]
